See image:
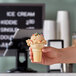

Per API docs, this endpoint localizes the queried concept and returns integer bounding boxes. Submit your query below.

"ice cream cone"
[31,44,44,62]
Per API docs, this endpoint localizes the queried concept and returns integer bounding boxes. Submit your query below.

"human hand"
[29,47,61,65]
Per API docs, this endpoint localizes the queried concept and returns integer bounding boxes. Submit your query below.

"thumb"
[42,47,52,53]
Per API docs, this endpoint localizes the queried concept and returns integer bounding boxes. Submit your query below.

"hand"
[29,47,61,65]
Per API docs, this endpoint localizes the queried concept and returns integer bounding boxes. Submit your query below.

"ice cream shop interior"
[0,0,76,74]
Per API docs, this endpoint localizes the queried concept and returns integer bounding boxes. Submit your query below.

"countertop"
[0,73,76,76]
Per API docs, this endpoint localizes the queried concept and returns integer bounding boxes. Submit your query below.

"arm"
[59,47,76,64]
[29,46,76,65]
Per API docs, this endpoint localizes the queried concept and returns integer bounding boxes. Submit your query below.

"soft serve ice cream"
[26,33,46,62]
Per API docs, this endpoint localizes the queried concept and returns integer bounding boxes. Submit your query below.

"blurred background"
[0,0,76,73]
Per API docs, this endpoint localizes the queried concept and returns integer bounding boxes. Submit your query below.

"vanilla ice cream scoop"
[26,33,46,46]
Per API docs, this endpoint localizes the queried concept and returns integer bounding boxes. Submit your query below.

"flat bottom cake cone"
[31,44,44,62]
[33,51,42,62]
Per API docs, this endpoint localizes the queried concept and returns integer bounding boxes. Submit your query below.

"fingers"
[29,47,33,56]
[42,47,52,53]
[29,47,33,61]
